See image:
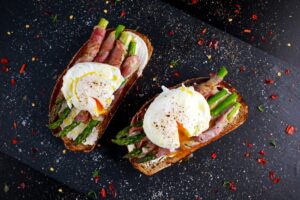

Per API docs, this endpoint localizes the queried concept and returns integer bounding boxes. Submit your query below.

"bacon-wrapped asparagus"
[75,18,109,63]
[121,41,141,77]
[93,25,125,63]
[107,32,132,67]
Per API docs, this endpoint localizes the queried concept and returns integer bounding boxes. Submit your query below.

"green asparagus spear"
[136,153,156,163]
[207,89,228,106]
[217,66,228,79]
[115,121,143,139]
[98,18,109,29]
[211,93,238,117]
[48,107,72,129]
[128,40,137,56]
[115,24,125,39]
[74,120,100,145]
[112,132,145,146]
[227,102,241,120]
[119,32,132,48]
[58,121,80,137]
[123,148,143,158]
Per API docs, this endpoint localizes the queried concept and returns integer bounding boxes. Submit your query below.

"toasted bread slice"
[129,77,248,175]
[49,29,153,152]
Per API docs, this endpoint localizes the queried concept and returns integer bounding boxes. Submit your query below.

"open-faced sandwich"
[48,18,153,152]
[112,67,248,175]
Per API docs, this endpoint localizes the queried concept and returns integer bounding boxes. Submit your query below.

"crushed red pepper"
[244,152,251,157]
[13,121,17,129]
[2,66,9,72]
[109,183,117,198]
[10,79,16,86]
[265,79,274,84]
[197,38,204,46]
[285,68,290,75]
[168,31,174,36]
[243,29,252,33]
[100,188,106,198]
[202,28,208,35]
[208,39,219,50]
[120,10,125,18]
[285,125,296,135]
[251,14,258,20]
[269,171,280,184]
[173,71,180,77]
[257,157,266,166]
[270,94,278,100]
[11,137,18,145]
[0,57,9,65]
[211,152,217,159]
[191,0,199,5]
[259,150,265,156]
[20,64,27,74]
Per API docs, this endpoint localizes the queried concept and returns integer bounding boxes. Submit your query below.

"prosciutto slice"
[194,108,232,143]
[121,55,140,77]
[194,75,222,98]
[75,27,106,63]
[106,40,127,68]
[74,110,91,124]
[93,31,115,63]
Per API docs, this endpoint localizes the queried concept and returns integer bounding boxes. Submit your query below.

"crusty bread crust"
[129,78,248,175]
[48,29,153,152]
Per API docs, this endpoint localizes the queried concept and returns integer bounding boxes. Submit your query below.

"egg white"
[61,62,124,117]
[143,85,211,149]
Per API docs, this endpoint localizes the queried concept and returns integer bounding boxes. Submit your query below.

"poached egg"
[61,62,124,118]
[143,85,211,149]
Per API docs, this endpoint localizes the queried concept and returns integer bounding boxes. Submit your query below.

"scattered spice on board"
[202,28,208,35]
[10,79,16,86]
[13,121,17,129]
[191,0,199,5]
[244,152,251,157]
[269,139,276,147]
[18,182,26,190]
[92,169,100,183]
[265,79,274,84]
[109,183,117,198]
[257,157,266,166]
[120,10,125,17]
[243,29,252,33]
[257,105,264,112]
[246,142,253,148]
[2,66,9,72]
[197,38,204,46]
[20,64,27,74]
[173,71,180,77]
[4,183,9,193]
[269,171,281,184]
[168,31,174,36]
[100,188,106,198]
[259,150,265,156]
[0,57,9,65]
[251,14,258,20]
[223,180,237,192]
[169,59,179,68]
[270,94,278,100]
[208,39,219,50]
[285,125,296,135]
[211,152,217,159]
[285,68,290,75]
[11,137,18,145]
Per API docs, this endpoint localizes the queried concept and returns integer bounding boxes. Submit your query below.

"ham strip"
[129,126,143,136]
[75,27,106,64]
[194,108,232,143]
[93,31,115,63]
[156,148,171,158]
[74,110,91,124]
[194,75,222,98]
[121,55,140,77]
[106,40,127,67]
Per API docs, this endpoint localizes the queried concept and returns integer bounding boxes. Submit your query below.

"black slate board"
[0,0,299,199]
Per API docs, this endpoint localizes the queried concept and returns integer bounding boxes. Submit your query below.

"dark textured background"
[0,0,299,199]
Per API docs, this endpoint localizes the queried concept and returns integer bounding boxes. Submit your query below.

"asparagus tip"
[227,102,241,120]
[98,18,109,28]
[217,66,228,79]
[115,24,125,38]
[119,32,133,48]
[128,40,137,56]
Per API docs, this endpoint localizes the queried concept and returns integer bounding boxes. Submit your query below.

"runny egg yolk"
[92,97,106,115]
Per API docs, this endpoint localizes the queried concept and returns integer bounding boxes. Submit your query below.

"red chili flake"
[191,0,199,5]
[265,79,274,84]
[211,152,217,159]
[109,183,117,198]
[11,137,18,145]
[239,66,246,72]
[243,29,252,33]
[285,68,290,75]
[20,64,27,74]
[173,71,180,77]
[244,152,251,157]
[120,10,125,18]
[269,171,281,184]
[285,125,296,135]
[269,171,275,179]
[257,157,266,166]
[270,94,278,100]
[229,181,237,192]
[208,39,219,50]
[93,176,100,183]
[259,150,265,156]
[0,57,9,65]
[13,121,17,129]
[10,79,16,86]
[168,31,174,36]
[197,38,204,46]
[32,147,38,153]
[272,177,281,184]
[246,143,253,148]
[195,196,201,200]
[2,66,9,72]
[261,36,267,43]
[202,28,208,35]
[100,188,106,198]
[251,14,258,20]
[18,182,26,189]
